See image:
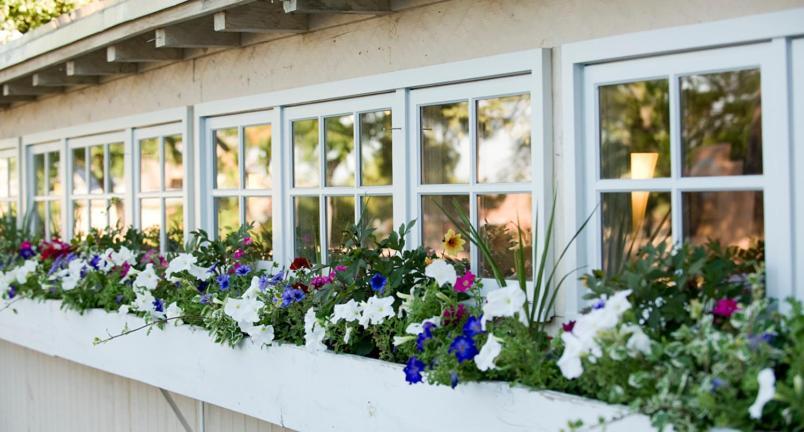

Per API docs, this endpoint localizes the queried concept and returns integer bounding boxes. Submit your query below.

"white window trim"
[27,141,65,239]
[0,140,21,219]
[560,10,804,316]
[792,37,804,302]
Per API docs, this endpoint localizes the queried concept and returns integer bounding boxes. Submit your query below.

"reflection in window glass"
[109,143,125,193]
[0,159,6,199]
[215,128,240,189]
[421,102,469,184]
[50,201,61,239]
[293,119,319,188]
[164,135,183,191]
[363,195,393,240]
[90,146,105,194]
[478,193,532,279]
[244,125,271,189]
[325,115,355,187]
[110,198,125,230]
[140,138,160,192]
[245,196,272,259]
[73,200,89,237]
[90,199,107,231]
[72,148,87,194]
[34,154,46,196]
[35,202,46,239]
[48,152,61,194]
[601,192,672,275]
[327,196,355,260]
[140,198,161,249]
[166,198,184,252]
[215,196,239,239]
[360,110,392,186]
[421,195,469,260]
[681,69,762,177]
[8,157,17,197]
[683,191,763,250]
[294,196,320,263]
[477,95,532,183]
[599,80,670,180]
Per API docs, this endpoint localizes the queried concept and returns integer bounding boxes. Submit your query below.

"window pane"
[421,195,470,260]
[294,196,320,263]
[215,128,240,189]
[601,192,672,275]
[165,198,184,252]
[140,198,161,249]
[244,125,271,189]
[8,157,17,198]
[8,202,16,217]
[34,154,45,196]
[109,143,125,193]
[245,196,272,259]
[89,145,105,194]
[599,80,670,179]
[325,115,355,187]
[73,200,89,238]
[681,69,762,177]
[293,119,320,188]
[327,196,355,260]
[477,94,532,183]
[478,193,533,280]
[71,148,87,194]
[421,102,469,184]
[360,110,392,186]
[139,138,160,193]
[683,191,763,250]
[48,152,61,194]
[215,196,240,239]
[363,195,393,240]
[50,201,61,239]
[0,202,8,217]
[90,199,108,231]
[0,158,7,198]
[35,202,46,239]
[109,198,125,231]
[164,135,183,191]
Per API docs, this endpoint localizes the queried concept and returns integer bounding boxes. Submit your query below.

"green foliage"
[1,0,89,34]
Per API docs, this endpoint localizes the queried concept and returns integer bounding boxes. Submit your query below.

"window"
[287,94,394,264]
[584,45,772,275]
[135,124,185,252]
[410,76,535,280]
[29,143,63,239]
[0,150,18,217]
[207,111,274,259]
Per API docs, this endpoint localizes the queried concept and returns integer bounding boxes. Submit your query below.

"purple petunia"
[199,294,212,305]
[710,377,725,392]
[416,321,436,352]
[450,371,459,389]
[216,274,230,291]
[152,298,165,313]
[268,271,284,286]
[462,315,484,337]
[89,255,102,270]
[280,286,305,307]
[448,335,479,363]
[592,299,606,310]
[18,241,34,260]
[370,272,387,294]
[235,265,252,276]
[7,286,16,299]
[404,356,426,384]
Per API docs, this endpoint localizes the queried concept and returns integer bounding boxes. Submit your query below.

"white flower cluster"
[304,307,326,351]
[0,259,38,296]
[481,285,528,329]
[165,253,212,282]
[131,264,166,320]
[223,275,273,347]
[58,258,87,291]
[329,295,396,329]
[424,259,456,287]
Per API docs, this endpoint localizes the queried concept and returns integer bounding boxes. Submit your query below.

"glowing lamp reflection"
[630,152,659,232]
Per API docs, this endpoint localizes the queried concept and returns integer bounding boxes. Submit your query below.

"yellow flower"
[424,257,433,266]
[442,229,466,257]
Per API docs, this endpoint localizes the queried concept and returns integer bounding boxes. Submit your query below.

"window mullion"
[468,97,479,274]
[669,73,683,246]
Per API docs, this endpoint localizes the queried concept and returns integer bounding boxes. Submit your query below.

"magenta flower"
[453,271,475,293]
[334,265,347,273]
[713,298,739,318]
[233,249,244,260]
[562,320,576,333]
[242,237,253,246]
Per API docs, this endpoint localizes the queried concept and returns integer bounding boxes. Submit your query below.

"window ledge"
[0,299,652,432]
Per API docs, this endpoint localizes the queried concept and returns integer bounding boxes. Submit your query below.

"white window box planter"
[0,299,653,432]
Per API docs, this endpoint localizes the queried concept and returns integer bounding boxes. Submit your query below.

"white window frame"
[0,139,21,219]
[27,141,65,240]
[793,37,804,302]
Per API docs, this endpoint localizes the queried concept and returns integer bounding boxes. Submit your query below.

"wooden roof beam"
[214,2,308,33]
[107,35,184,62]
[282,0,391,14]
[32,67,99,87]
[156,16,240,48]
[67,51,138,76]
[3,81,62,97]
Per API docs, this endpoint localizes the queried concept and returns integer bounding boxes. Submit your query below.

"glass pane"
[363,195,393,240]
[109,143,125,193]
[48,152,61,194]
[71,148,87,194]
[50,201,61,239]
[294,196,320,263]
[477,94,532,183]
[421,102,470,184]
[293,119,320,188]
[215,128,240,189]
[478,193,533,280]
[90,199,108,231]
[245,196,272,259]
[8,202,16,217]
[360,110,392,186]
[8,157,17,198]
[0,158,7,198]
[421,195,470,260]
[215,196,240,239]
[35,202,46,239]
[34,154,45,196]
[140,198,161,249]
[139,138,160,193]
[166,198,184,252]
[327,196,355,260]
[0,202,8,217]
[601,192,672,275]
[683,191,763,250]
[109,198,125,230]
[681,69,762,177]
[325,115,355,187]
[89,145,105,194]
[72,200,89,238]
[599,80,670,179]
[244,125,271,189]
[164,135,183,191]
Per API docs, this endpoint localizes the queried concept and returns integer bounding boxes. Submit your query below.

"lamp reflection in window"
[630,152,658,232]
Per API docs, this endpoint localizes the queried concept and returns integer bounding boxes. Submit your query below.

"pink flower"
[233,249,244,260]
[119,262,131,278]
[713,298,740,318]
[562,320,576,333]
[453,271,476,293]
[243,237,253,246]
[334,265,347,273]
[442,304,467,325]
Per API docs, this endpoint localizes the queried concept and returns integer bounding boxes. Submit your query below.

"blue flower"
[114,294,123,305]
[404,356,426,384]
[748,332,776,349]
[89,255,101,270]
[280,286,305,307]
[199,294,211,305]
[216,274,230,291]
[710,377,725,392]
[268,271,284,285]
[370,272,387,294]
[257,275,270,292]
[592,299,606,310]
[463,315,484,337]
[7,286,16,299]
[196,280,209,293]
[152,298,165,313]
[236,265,252,276]
[448,335,479,363]
[416,322,436,352]
[450,371,459,389]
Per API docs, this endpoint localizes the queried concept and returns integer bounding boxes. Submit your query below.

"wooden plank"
[214,2,308,33]
[156,16,240,48]
[282,0,391,14]
[2,81,61,96]
[108,36,184,62]
[32,68,99,87]
[66,52,138,76]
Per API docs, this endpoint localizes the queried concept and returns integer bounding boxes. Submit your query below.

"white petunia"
[330,299,362,324]
[622,324,652,356]
[165,302,184,325]
[425,259,457,287]
[243,275,263,299]
[15,259,39,284]
[748,368,776,419]
[133,264,160,291]
[343,326,353,344]
[165,254,211,282]
[244,324,275,347]
[405,316,442,335]
[224,296,265,330]
[392,335,415,346]
[58,259,87,291]
[557,332,585,379]
[118,304,130,316]
[481,286,528,328]
[358,295,395,328]
[132,290,164,320]
[110,247,137,267]
[304,308,327,351]
[475,333,503,372]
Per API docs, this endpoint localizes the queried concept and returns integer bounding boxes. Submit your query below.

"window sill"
[0,299,652,432]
